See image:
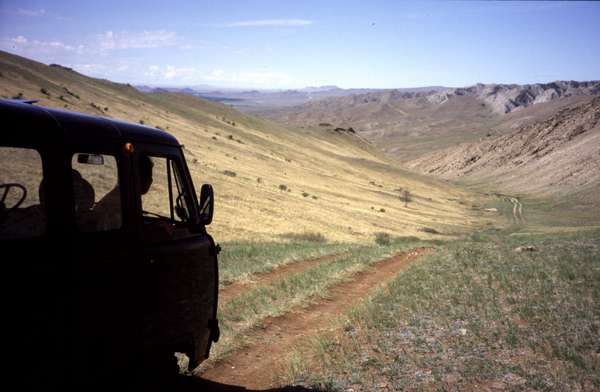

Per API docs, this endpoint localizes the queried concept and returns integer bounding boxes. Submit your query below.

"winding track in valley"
[506,196,525,224]
[198,248,430,390]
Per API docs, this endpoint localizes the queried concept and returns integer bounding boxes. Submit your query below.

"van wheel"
[142,351,180,386]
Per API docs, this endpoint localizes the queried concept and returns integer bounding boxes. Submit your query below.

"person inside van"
[93,154,174,240]
[93,155,154,231]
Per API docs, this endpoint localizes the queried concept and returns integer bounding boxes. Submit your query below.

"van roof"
[0,99,180,147]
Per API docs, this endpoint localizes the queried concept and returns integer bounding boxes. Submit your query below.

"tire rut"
[505,196,525,224]
[198,247,430,389]
[219,252,350,305]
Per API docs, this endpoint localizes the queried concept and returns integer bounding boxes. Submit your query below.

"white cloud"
[12,35,28,45]
[0,7,69,20]
[1,35,84,54]
[163,65,198,80]
[16,8,46,17]
[141,65,293,87]
[96,30,180,50]
[224,19,313,27]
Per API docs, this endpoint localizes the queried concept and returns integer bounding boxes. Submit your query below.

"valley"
[1,50,599,391]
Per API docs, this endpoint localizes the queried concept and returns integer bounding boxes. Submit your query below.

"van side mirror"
[198,184,214,225]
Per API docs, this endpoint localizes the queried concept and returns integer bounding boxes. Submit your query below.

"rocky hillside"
[407,96,600,204]
[261,82,600,161]
[429,81,600,114]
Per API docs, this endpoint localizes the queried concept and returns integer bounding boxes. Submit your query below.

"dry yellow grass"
[1,51,486,242]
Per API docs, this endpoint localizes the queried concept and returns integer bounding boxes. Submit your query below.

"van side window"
[141,156,193,224]
[141,157,190,222]
[0,147,46,239]
[71,153,122,232]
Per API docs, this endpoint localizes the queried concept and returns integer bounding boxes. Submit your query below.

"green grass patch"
[285,230,600,391]
[218,240,356,286]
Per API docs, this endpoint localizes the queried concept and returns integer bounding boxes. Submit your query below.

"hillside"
[407,97,600,208]
[0,50,481,242]
[260,82,600,161]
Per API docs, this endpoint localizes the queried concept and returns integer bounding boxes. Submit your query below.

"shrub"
[302,192,310,197]
[379,208,386,213]
[280,232,327,243]
[139,120,145,125]
[375,232,392,246]
[223,170,237,177]
[40,88,50,96]
[279,184,288,191]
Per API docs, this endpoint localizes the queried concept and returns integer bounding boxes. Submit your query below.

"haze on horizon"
[1,0,599,89]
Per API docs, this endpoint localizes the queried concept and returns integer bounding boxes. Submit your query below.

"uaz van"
[0,99,220,388]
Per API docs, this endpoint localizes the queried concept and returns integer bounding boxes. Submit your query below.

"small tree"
[400,190,412,208]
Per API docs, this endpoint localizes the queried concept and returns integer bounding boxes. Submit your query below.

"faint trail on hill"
[506,197,525,224]
[219,252,350,305]
[198,248,430,390]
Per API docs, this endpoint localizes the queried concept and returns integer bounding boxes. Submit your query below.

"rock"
[484,208,498,212]
[419,227,440,234]
[514,245,537,252]
[502,373,526,386]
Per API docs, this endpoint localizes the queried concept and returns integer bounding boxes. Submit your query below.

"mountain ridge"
[260,81,600,161]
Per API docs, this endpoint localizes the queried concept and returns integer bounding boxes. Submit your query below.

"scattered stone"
[514,245,537,252]
[502,373,526,386]
[419,227,440,234]
[484,208,499,212]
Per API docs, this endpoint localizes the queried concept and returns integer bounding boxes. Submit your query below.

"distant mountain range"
[133,84,447,111]
[428,81,600,114]
[259,81,600,161]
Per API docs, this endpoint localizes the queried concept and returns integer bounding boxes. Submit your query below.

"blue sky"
[1,0,599,88]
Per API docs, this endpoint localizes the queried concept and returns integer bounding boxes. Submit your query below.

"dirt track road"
[198,248,430,390]
[219,252,349,305]
[506,196,525,224]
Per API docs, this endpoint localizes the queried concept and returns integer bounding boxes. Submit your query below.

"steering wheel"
[0,184,27,216]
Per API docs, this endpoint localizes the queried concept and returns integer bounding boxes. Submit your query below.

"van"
[0,99,220,387]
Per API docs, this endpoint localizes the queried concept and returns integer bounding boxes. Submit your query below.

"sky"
[1,0,599,89]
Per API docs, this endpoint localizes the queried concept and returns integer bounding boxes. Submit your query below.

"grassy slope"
[0,50,480,242]
[283,204,600,391]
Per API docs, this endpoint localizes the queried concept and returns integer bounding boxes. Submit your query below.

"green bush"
[280,232,327,243]
[374,232,391,246]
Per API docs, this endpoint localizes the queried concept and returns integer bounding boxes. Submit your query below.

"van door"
[135,149,218,371]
